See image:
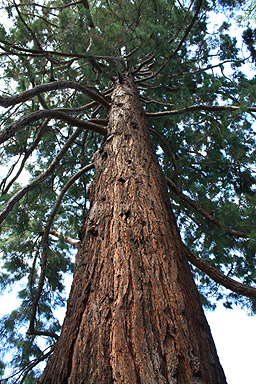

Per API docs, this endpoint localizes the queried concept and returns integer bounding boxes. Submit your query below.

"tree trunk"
[38,75,227,384]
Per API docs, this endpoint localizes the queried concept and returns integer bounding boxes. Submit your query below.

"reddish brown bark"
[38,75,227,383]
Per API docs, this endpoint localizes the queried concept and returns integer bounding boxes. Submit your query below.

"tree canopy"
[0,0,255,381]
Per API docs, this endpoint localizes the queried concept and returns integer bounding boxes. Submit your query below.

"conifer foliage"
[0,0,255,382]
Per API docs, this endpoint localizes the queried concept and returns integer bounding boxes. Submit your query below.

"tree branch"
[166,176,249,238]
[0,80,111,109]
[140,95,175,107]
[0,127,85,225]
[0,38,122,63]
[172,58,249,80]
[7,1,81,11]
[0,153,22,192]
[80,0,95,28]
[183,244,256,300]
[0,110,107,144]
[146,104,256,117]
[149,128,180,176]
[132,54,155,75]
[141,0,203,82]
[45,100,109,115]
[169,0,203,59]
[26,329,59,340]
[28,163,94,334]
[134,64,165,83]
[1,345,55,384]
[13,0,43,51]
[2,119,49,194]
[49,229,80,247]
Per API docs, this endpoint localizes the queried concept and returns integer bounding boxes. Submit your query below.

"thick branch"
[0,110,107,144]
[0,80,110,109]
[166,177,249,238]
[183,244,256,300]
[146,104,256,117]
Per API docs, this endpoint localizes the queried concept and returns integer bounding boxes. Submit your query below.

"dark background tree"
[0,0,255,382]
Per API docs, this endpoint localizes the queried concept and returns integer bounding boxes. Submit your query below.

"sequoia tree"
[0,0,256,383]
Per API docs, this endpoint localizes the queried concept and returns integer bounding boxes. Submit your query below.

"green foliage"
[243,27,256,62]
[237,0,256,24]
[0,0,255,380]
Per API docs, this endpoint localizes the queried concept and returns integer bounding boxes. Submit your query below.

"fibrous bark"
[38,75,227,384]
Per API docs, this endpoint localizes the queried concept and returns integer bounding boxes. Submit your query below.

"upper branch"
[0,38,122,64]
[172,58,249,80]
[13,0,43,51]
[169,0,203,59]
[149,128,179,176]
[80,0,95,28]
[0,81,111,110]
